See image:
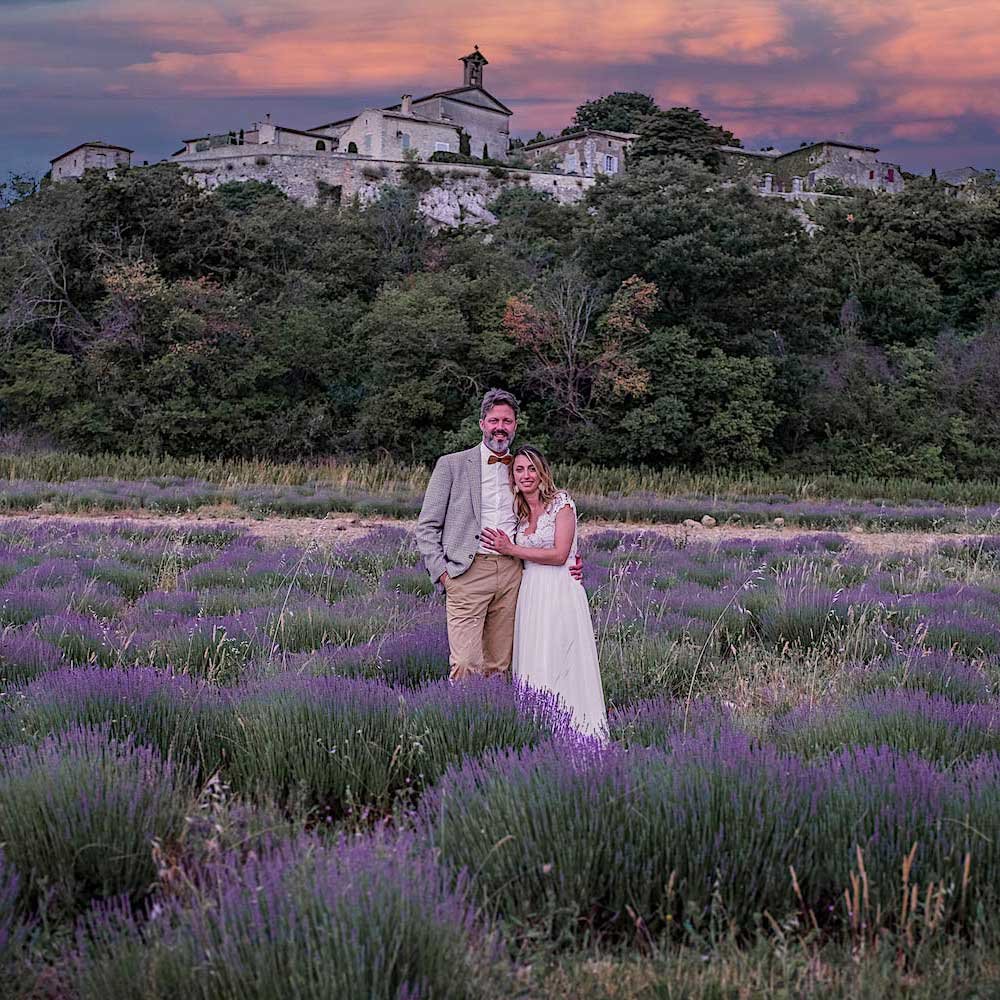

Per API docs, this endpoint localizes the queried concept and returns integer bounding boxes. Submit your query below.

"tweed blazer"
[415,445,490,582]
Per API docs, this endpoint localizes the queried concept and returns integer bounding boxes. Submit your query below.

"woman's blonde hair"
[509,445,559,524]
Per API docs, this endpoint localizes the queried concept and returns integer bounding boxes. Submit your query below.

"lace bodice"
[515,491,577,560]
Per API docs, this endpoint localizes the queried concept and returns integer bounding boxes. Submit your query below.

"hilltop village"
[47,47,993,221]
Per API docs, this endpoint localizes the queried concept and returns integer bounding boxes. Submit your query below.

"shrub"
[217,675,563,819]
[6,667,223,775]
[400,160,435,193]
[75,833,500,1000]
[773,690,1000,761]
[0,630,65,686]
[35,612,118,666]
[609,696,735,748]
[290,623,449,686]
[419,735,999,942]
[0,852,27,974]
[848,652,992,703]
[0,725,194,917]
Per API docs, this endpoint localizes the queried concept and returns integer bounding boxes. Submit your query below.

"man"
[416,389,581,681]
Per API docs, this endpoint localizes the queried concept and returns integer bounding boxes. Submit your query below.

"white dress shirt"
[479,442,518,554]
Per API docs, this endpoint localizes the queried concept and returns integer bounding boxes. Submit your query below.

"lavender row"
[421,734,1000,941]
[4,477,1000,528]
[3,668,569,820]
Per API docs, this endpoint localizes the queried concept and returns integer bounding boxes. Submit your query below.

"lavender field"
[3,518,1000,996]
[4,473,1000,532]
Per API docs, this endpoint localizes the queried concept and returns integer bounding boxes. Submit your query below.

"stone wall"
[432,97,510,160]
[336,110,459,162]
[169,147,593,223]
[524,133,632,177]
[719,144,904,194]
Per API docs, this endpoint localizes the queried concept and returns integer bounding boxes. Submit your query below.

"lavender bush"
[75,833,501,1000]
[0,725,194,917]
[0,851,27,975]
[216,675,562,819]
[419,736,1000,942]
[0,630,65,686]
[773,690,1000,761]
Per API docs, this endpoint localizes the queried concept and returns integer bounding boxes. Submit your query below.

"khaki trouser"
[443,554,523,681]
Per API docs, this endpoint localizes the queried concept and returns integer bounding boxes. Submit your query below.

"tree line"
[2,93,999,481]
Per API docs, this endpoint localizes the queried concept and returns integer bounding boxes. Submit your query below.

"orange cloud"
[6,0,1000,173]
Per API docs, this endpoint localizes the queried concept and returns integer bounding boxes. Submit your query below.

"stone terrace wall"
[169,147,594,222]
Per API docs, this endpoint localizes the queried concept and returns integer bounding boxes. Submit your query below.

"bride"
[481,445,608,737]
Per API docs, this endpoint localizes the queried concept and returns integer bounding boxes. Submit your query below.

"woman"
[481,445,608,737]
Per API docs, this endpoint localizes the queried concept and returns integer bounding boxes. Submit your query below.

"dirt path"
[1,509,989,554]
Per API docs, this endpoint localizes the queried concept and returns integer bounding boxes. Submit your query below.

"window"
[400,133,411,150]
[315,140,326,150]
[347,141,358,154]
[363,134,372,153]
[435,141,451,152]
[604,154,618,173]
[887,168,895,182]
[869,170,875,179]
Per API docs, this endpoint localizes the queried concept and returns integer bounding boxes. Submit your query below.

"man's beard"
[484,430,513,453]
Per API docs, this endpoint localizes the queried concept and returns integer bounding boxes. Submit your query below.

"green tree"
[581,159,815,355]
[630,107,740,169]
[350,275,476,459]
[212,180,289,215]
[610,327,781,467]
[570,92,660,134]
[807,181,1000,337]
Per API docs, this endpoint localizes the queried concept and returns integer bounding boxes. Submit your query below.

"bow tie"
[488,453,513,466]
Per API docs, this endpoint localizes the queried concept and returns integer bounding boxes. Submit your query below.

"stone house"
[311,47,512,161]
[719,140,904,194]
[520,129,638,176]
[322,100,462,160]
[179,116,335,155]
[51,141,132,180]
[939,167,998,199]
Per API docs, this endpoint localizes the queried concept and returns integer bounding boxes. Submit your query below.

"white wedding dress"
[512,492,608,737]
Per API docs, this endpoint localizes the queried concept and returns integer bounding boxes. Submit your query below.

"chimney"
[401,94,412,116]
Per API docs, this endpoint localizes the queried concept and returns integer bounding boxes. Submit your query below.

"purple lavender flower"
[0,629,66,685]
[76,831,496,999]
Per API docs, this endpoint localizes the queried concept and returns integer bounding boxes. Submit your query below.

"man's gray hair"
[480,388,519,420]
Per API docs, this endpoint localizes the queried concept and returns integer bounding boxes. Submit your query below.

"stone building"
[51,141,132,180]
[719,140,904,195]
[179,117,335,155]
[939,166,998,199]
[520,129,638,176]
[324,99,462,160]
[310,47,512,161]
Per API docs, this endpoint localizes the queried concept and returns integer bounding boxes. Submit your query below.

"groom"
[416,389,580,681]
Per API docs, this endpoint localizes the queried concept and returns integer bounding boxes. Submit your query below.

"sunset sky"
[3,0,999,179]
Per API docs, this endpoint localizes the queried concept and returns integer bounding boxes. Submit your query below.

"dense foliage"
[2,99,1000,479]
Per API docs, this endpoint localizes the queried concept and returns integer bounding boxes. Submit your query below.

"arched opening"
[482,143,489,159]
[315,140,326,151]
[347,141,358,154]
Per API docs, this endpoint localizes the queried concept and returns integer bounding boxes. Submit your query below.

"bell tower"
[460,45,488,88]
